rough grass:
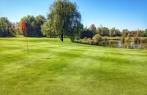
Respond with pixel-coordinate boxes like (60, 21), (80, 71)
(0, 38), (147, 95)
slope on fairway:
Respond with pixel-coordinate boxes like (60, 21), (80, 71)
(0, 38), (147, 95)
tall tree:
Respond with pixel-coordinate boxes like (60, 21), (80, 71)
(0, 17), (15, 37)
(20, 15), (35, 37)
(35, 15), (46, 37)
(48, 0), (82, 42)
(89, 24), (96, 35)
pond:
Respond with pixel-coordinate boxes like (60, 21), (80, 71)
(109, 40), (147, 49)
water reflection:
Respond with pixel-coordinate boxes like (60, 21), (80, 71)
(109, 40), (146, 49)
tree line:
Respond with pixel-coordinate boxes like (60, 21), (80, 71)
(81, 24), (147, 38)
(0, 0), (147, 42)
(0, 17), (15, 37)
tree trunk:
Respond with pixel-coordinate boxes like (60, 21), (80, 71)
(61, 33), (64, 42)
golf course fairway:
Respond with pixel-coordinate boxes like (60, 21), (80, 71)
(0, 38), (147, 95)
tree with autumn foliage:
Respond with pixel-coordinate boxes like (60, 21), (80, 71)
(20, 15), (46, 37)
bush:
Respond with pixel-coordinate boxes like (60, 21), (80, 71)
(133, 37), (141, 44)
(80, 38), (93, 45)
(142, 37), (147, 43)
(92, 34), (102, 44)
(80, 30), (94, 39)
(80, 37), (89, 44)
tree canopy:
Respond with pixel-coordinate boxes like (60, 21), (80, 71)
(0, 17), (15, 37)
(46, 0), (82, 42)
(20, 15), (46, 37)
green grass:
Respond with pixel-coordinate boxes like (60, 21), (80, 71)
(0, 38), (147, 95)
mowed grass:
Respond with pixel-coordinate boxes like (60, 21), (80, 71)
(0, 38), (147, 95)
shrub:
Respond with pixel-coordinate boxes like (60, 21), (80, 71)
(80, 37), (89, 44)
(142, 37), (147, 43)
(80, 30), (94, 39)
(133, 37), (141, 44)
(92, 34), (102, 44)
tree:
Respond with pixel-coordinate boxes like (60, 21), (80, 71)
(20, 15), (35, 37)
(89, 24), (96, 35)
(41, 20), (58, 38)
(0, 17), (15, 37)
(20, 15), (45, 37)
(35, 15), (46, 37)
(80, 28), (94, 39)
(97, 26), (109, 36)
(110, 28), (121, 37)
(74, 23), (83, 40)
(48, 0), (82, 42)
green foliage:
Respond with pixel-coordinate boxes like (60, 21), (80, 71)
(95, 27), (121, 37)
(20, 15), (46, 37)
(80, 34), (102, 45)
(80, 28), (94, 39)
(0, 17), (15, 37)
(92, 34), (102, 44)
(47, 0), (82, 41)
(89, 24), (96, 35)
(109, 28), (121, 37)
(35, 15), (46, 36)
(80, 37), (91, 44)
(96, 26), (110, 36)
(41, 20), (58, 38)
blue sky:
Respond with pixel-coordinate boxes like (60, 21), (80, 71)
(0, 0), (147, 30)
